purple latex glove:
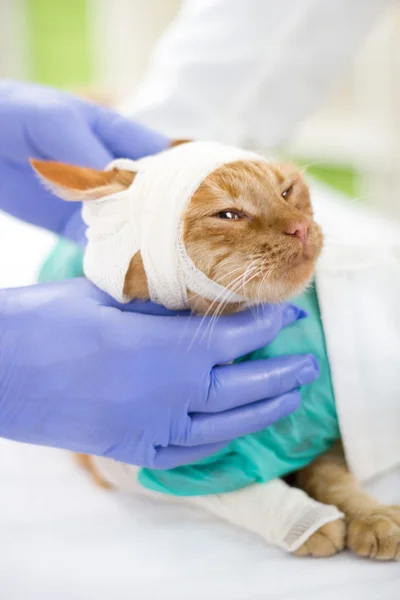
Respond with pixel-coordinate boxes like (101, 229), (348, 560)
(0, 80), (169, 244)
(0, 278), (318, 468)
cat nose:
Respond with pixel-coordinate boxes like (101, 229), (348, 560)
(284, 219), (309, 244)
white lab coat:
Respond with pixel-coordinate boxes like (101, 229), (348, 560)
(125, 0), (394, 147)
(312, 181), (400, 482)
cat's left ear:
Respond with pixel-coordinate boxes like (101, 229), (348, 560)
(30, 158), (135, 201)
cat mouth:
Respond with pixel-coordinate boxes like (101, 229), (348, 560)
(292, 248), (314, 265)
(270, 245), (320, 286)
(292, 245), (320, 269)
(293, 233), (323, 263)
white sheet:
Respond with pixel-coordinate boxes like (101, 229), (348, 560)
(1, 210), (400, 600)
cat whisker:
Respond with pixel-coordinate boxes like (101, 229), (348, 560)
(298, 159), (333, 172)
(186, 264), (250, 306)
(249, 265), (272, 320)
(203, 263), (261, 338)
(190, 261), (260, 349)
(210, 270), (259, 336)
(187, 261), (260, 350)
(205, 263), (263, 348)
(186, 263), (252, 306)
(179, 263), (254, 346)
(256, 263), (273, 308)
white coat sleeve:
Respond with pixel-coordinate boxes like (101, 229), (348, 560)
(124, 0), (393, 148)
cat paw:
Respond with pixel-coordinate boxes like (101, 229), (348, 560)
(294, 519), (346, 558)
(347, 506), (400, 561)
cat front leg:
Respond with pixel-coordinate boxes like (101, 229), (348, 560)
(297, 441), (400, 560)
(189, 478), (343, 555)
(82, 456), (344, 556)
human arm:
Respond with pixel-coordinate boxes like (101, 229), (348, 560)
(126, 0), (389, 147)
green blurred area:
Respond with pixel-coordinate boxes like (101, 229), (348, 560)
(25, 0), (91, 88)
(296, 160), (357, 198)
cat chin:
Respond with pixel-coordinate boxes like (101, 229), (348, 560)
(250, 277), (314, 306)
(241, 260), (316, 305)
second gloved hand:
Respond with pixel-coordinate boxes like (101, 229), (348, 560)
(0, 278), (318, 468)
(0, 80), (169, 243)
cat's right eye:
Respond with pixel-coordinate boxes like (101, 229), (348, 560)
(282, 185), (293, 200)
(215, 211), (243, 220)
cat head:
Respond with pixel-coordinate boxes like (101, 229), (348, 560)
(31, 142), (322, 314)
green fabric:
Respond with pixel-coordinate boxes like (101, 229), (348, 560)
(38, 239), (86, 283)
(140, 286), (339, 495)
(39, 240), (340, 496)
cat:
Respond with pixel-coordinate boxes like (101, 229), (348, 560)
(31, 141), (400, 560)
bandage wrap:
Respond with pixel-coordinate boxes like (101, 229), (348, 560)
(82, 141), (264, 308)
(91, 457), (343, 553)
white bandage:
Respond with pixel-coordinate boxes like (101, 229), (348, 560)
(91, 456), (343, 553)
(190, 479), (343, 553)
(82, 141), (264, 308)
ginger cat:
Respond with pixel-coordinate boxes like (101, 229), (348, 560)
(31, 143), (400, 560)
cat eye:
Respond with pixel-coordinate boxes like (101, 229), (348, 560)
(282, 185), (293, 199)
(215, 211), (243, 220)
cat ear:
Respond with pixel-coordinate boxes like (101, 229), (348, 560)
(30, 158), (136, 201)
(170, 139), (191, 147)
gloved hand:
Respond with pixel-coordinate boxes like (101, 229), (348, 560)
(0, 278), (318, 468)
(0, 80), (168, 244)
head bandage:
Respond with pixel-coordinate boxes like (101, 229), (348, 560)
(82, 141), (266, 308)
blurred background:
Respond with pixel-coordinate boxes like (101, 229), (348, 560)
(2, 0), (400, 211)
(2, 0), (400, 216)
(1, 0), (400, 290)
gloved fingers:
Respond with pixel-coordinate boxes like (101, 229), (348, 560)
(193, 354), (318, 413)
(62, 208), (87, 246)
(85, 281), (190, 316)
(25, 107), (113, 169)
(149, 441), (229, 470)
(117, 300), (190, 317)
(208, 303), (307, 364)
(46, 278), (191, 317)
(91, 106), (170, 160)
(185, 391), (301, 446)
